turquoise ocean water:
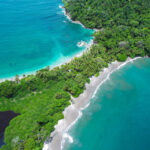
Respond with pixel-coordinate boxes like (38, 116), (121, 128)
(1, 0), (150, 149)
(0, 0), (93, 79)
(64, 58), (150, 150)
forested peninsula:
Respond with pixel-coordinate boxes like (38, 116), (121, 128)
(0, 0), (150, 149)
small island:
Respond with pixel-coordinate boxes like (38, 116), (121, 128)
(0, 0), (150, 150)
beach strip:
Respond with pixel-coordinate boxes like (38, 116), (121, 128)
(43, 57), (140, 150)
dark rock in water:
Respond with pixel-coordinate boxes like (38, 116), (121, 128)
(0, 111), (19, 146)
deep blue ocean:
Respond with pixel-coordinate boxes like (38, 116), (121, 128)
(0, 0), (93, 79)
(64, 58), (150, 150)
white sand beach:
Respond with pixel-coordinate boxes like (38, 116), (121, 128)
(42, 5), (143, 150)
(42, 57), (141, 150)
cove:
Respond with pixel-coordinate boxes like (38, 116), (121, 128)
(64, 58), (150, 150)
(0, 111), (19, 148)
(0, 0), (93, 79)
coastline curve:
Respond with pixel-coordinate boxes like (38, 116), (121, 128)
(42, 57), (141, 150)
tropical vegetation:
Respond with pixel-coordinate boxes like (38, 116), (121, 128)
(0, 0), (150, 149)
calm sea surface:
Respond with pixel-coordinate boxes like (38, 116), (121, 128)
(64, 58), (150, 150)
(1, 0), (150, 149)
(0, 0), (93, 79)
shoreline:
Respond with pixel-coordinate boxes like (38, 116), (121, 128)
(42, 57), (141, 150)
(0, 39), (93, 83)
(0, 6), (94, 83)
(60, 5), (100, 32)
(0, 4), (94, 83)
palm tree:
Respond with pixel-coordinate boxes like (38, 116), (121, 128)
(15, 75), (20, 83)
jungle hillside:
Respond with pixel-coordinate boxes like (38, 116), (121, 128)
(0, 0), (150, 149)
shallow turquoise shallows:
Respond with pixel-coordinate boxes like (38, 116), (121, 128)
(0, 0), (93, 79)
(64, 58), (150, 150)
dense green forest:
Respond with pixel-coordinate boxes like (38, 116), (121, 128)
(0, 0), (150, 149)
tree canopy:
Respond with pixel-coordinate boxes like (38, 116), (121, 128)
(0, 0), (150, 149)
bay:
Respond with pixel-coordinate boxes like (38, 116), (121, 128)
(65, 58), (150, 150)
(0, 0), (93, 79)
